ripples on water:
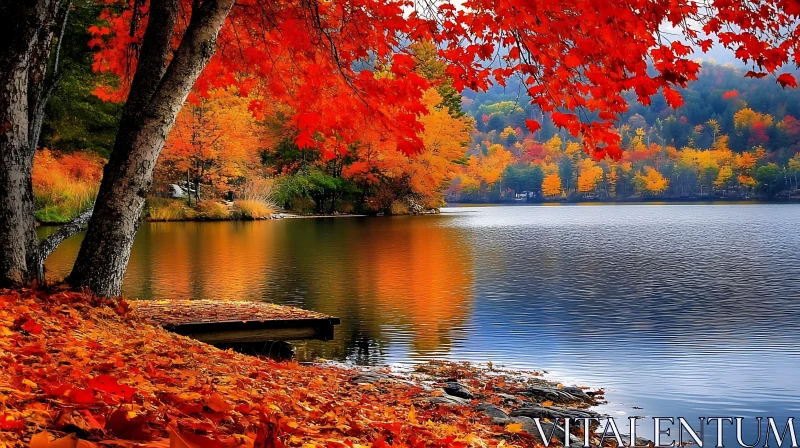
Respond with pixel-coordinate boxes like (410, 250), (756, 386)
(42, 204), (800, 441)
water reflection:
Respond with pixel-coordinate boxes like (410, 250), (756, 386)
(42, 217), (475, 363)
(41, 204), (800, 442)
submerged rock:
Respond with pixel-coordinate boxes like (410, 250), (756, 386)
(351, 371), (393, 384)
(476, 402), (509, 420)
(521, 385), (594, 404)
(443, 380), (474, 399)
(511, 404), (601, 420)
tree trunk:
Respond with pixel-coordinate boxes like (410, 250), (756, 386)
(67, 0), (234, 297)
(0, 0), (62, 286)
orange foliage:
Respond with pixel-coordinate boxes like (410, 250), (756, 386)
(160, 89), (265, 198)
(342, 89), (474, 208)
(722, 90), (739, 99)
(32, 150), (105, 221)
(0, 288), (601, 447)
(542, 173), (562, 197)
(634, 167), (669, 195)
(88, 0), (799, 161)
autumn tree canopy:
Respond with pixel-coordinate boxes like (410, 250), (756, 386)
(90, 0), (800, 159)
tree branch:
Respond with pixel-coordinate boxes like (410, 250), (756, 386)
(38, 206), (93, 262)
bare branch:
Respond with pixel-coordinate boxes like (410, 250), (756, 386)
(38, 206), (93, 262)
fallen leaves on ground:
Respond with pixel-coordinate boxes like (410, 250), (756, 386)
(0, 286), (591, 448)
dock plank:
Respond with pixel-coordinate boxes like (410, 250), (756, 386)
(131, 300), (340, 343)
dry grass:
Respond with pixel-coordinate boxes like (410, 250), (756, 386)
(146, 198), (194, 221)
(390, 200), (410, 215)
(196, 200), (231, 220)
(239, 177), (276, 204)
(32, 149), (103, 223)
(234, 199), (274, 219)
(235, 178), (277, 219)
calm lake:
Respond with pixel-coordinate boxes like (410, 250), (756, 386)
(41, 204), (800, 442)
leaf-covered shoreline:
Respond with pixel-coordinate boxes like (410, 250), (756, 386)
(0, 287), (603, 448)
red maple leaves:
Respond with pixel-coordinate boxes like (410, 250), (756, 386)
(87, 0), (800, 161)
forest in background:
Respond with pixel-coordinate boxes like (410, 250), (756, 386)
(32, 4), (800, 224)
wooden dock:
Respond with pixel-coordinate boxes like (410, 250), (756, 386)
(131, 300), (340, 344)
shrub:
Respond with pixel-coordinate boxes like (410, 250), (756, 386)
(239, 177), (276, 204)
(234, 200), (274, 219)
(32, 149), (104, 223)
(196, 200), (231, 220)
(337, 200), (355, 214)
(289, 197), (316, 214)
(389, 200), (410, 215)
(236, 178), (277, 218)
(146, 198), (193, 221)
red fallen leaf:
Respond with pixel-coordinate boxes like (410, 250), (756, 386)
(169, 426), (219, 448)
(88, 374), (136, 403)
(0, 414), (26, 431)
(19, 342), (47, 356)
(205, 392), (232, 413)
(374, 421), (404, 434)
(176, 419), (217, 433)
(106, 408), (155, 441)
(21, 317), (43, 334)
(79, 410), (106, 432)
(178, 402), (205, 415)
(234, 403), (253, 414)
(68, 387), (99, 405)
(29, 431), (78, 448)
(254, 424), (284, 448)
(40, 380), (71, 397)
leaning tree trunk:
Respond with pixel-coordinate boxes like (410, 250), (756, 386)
(0, 0), (63, 287)
(67, 0), (234, 297)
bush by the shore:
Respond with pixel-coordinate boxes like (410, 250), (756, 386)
(144, 198), (277, 222)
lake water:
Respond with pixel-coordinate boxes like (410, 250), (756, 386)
(42, 204), (800, 443)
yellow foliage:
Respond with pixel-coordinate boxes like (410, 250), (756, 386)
(733, 108), (773, 128)
(564, 142), (582, 160)
(465, 145), (514, 186)
(544, 135), (562, 159)
(234, 200), (274, 219)
(577, 159), (604, 193)
(542, 173), (562, 197)
(634, 167), (668, 195)
(409, 89), (475, 205)
(714, 166), (734, 189)
(607, 165), (619, 197)
(499, 126), (516, 140)
(789, 153), (800, 174)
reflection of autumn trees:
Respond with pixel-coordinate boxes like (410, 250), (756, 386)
(280, 219), (475, 360)
(351, 220), (474, 356)
(125, 222), (279, 300)
(43, 218), (475, 363)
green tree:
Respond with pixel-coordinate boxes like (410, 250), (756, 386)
(41, 1), (122, 155)
(754, 163), (782, 197)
